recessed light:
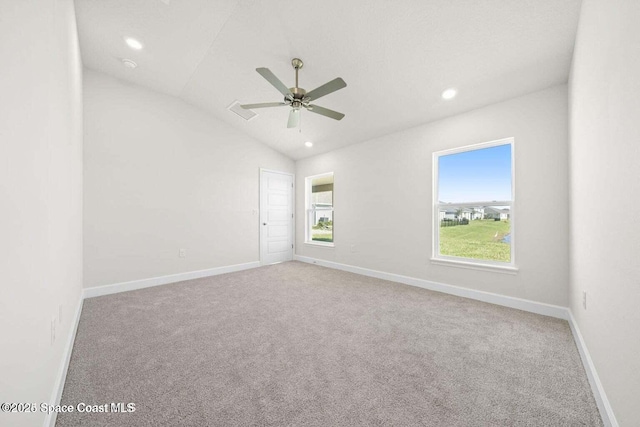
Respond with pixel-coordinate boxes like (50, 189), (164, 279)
(442, 88), (457, 100)
(122, 59), (138, 69)
(305, 141), (313, 148)
(125, 37), (143, 50)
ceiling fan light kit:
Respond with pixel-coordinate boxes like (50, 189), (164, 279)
(241, 58), (346, 128)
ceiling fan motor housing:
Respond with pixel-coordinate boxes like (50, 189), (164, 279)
(289, 87), (307, 98)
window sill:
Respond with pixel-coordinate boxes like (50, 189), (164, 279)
(430, 257), (518, 275)
(305, 241), (335, 248)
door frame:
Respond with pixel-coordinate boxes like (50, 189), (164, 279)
(259, 168), (295, 265)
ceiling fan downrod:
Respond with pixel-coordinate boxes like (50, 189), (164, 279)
(289, 58), (307, 110)
(292, 58), (303, 89)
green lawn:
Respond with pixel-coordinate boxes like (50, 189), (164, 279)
(440, 220), (510, 262)
(312, 229), (333, 243)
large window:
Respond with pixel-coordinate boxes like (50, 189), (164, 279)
(433, 138), (514, 268)
(305, 172), (334, 246)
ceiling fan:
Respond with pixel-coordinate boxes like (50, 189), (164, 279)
(241, 58), (346, 128)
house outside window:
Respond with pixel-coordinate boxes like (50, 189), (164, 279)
(433, 138), (515, 269)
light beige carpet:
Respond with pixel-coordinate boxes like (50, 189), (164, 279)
(57, 261), (602, 426)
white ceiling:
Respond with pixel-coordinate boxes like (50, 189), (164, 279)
(75, 0), (581, 160)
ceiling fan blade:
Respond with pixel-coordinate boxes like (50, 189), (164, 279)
(240, 102), (287, 109)
(306, 105), (345, 121)
(305, 78), (346, 101)
(287, 109), (300, 128)
(256, 68), (291, 97)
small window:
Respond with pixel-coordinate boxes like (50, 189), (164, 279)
(433, 138), (514, 267)
(305, 173), (334, 246)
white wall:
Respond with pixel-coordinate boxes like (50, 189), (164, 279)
(569, 0), (640, 424)
(297, 86), (570, 306)
(0, 1), (83, 426)
(83, 70), (294, 288)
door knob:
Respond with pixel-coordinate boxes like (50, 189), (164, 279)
(263, 223), (267, 226)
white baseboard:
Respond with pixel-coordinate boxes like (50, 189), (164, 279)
(294, 255), (568, 319)
(567, 311), (619, 427)
(45, 295), (84, 427)
(83, 261), (261, 299)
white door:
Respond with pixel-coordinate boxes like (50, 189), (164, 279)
(260, 170), (294, 265)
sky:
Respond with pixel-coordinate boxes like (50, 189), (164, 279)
(438, 143), (512, 203)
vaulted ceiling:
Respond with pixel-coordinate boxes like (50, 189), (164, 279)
(75, 0), (581, 159)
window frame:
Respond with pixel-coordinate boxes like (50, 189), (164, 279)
(305, 172), (335, 247)
(432, 137), (517, 272)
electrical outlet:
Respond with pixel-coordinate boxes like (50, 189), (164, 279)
(51, 318), (56, 345)
(179, 249), (186, 258)
(582, 291), (587, 310)
(350, 244), (357, 253)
